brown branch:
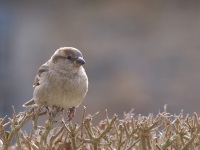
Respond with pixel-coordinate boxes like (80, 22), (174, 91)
(49, 126), (64, 149)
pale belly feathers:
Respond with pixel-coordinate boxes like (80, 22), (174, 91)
(33, 69), (88, 108)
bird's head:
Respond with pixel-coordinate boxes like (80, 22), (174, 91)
(50, 47), (86, 71)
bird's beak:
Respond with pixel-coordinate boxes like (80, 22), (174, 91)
(74, 57), (85, 67)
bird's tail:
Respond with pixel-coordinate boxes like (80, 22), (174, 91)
(22, 98), (36, 107)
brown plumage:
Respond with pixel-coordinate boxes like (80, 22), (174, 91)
(23, 47), (88, 120)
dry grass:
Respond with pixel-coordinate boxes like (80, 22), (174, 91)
(1, 105), (200, 150)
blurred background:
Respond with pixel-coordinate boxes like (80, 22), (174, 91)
(1, 0), (200, 126)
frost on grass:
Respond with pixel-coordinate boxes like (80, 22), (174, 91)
(1, 105), (200, 150)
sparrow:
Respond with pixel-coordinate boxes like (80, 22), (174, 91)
(23, 47), (88, 121)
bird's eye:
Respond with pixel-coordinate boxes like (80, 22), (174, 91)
(67, 56), (72, 60)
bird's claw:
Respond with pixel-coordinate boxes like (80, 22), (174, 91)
(67, 107), (76, 121)
(47, 105), (59, 123)
(48, 109), (57, 122)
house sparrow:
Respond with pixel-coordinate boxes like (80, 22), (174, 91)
(23, 47), (88, 121)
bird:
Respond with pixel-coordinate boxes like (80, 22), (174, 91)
(23, 47), (88, 121)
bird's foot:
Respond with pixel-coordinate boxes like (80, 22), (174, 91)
(47, 105), (59, 123)
(67, 107), (76, 121)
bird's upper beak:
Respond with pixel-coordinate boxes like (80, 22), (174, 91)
(74, 57), (85, 67)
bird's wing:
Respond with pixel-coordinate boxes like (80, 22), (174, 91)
(23, 64), (49, 107)
(33, 64), (49, 87)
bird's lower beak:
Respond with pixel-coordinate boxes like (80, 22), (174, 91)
(74, 57), (85, 67)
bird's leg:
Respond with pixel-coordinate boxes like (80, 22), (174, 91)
(67, 107), (76, 121)
(52, 105), (58, 112)
(48, 105), (58, 122)
(56, 107), (62, 113)
(46, 106), (50, 115)
(43, 101), (48, 112)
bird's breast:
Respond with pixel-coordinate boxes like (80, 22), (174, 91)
(34, 68), (88, 108)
